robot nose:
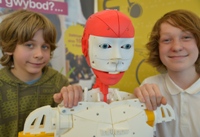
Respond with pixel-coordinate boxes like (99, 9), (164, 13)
(110, 59), (120, 64)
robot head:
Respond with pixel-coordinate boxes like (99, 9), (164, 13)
(82, 9), (135, 86)
(82, 9), (134, 63)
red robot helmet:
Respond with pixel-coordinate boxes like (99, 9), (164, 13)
(81, 9), (135, 64)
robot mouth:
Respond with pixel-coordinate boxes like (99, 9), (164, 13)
(99, 71), (123, 75)
(108, 72), (120, 74)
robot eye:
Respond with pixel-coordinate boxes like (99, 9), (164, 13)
(99, 44), (111, 49)
(121, 44), (131, 49)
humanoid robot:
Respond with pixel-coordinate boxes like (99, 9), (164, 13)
(18, 10), (175, 137)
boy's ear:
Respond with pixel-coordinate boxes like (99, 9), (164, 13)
(5, 52), (13, 55)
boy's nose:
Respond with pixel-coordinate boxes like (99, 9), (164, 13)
(171, 39), (183, 52)
(34, 48), (43, 59)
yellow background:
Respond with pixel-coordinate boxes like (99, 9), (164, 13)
(98, 0), (200, 92)
(64, 24), (84, 55)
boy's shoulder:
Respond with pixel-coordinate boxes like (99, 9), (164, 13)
(0, 67), (12, 78)
(40, 66), (68, 87)
(43, 66), (63, 77)
(143, 73), (166, 83)
(0, 67), (8, 72)
(41, 66), (67, 81)
(0, 67), (18, 85)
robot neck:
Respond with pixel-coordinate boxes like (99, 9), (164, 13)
(92, 69), (124, 102)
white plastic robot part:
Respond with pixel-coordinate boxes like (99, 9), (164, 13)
(21, 88), (175, 137)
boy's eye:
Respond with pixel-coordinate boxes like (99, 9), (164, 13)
(164, 39), (170, 42)
(182, 31), (194, 40)
(99, 44), (111, 49)
(25, 43), (33, 48)
(182, 36), (192, 40)
(121, 44), (131, 49)
(42, 45), (50, 50)
(160, 38), (171, 44)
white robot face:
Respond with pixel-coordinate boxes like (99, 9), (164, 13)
(88, 35), (134, 73)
